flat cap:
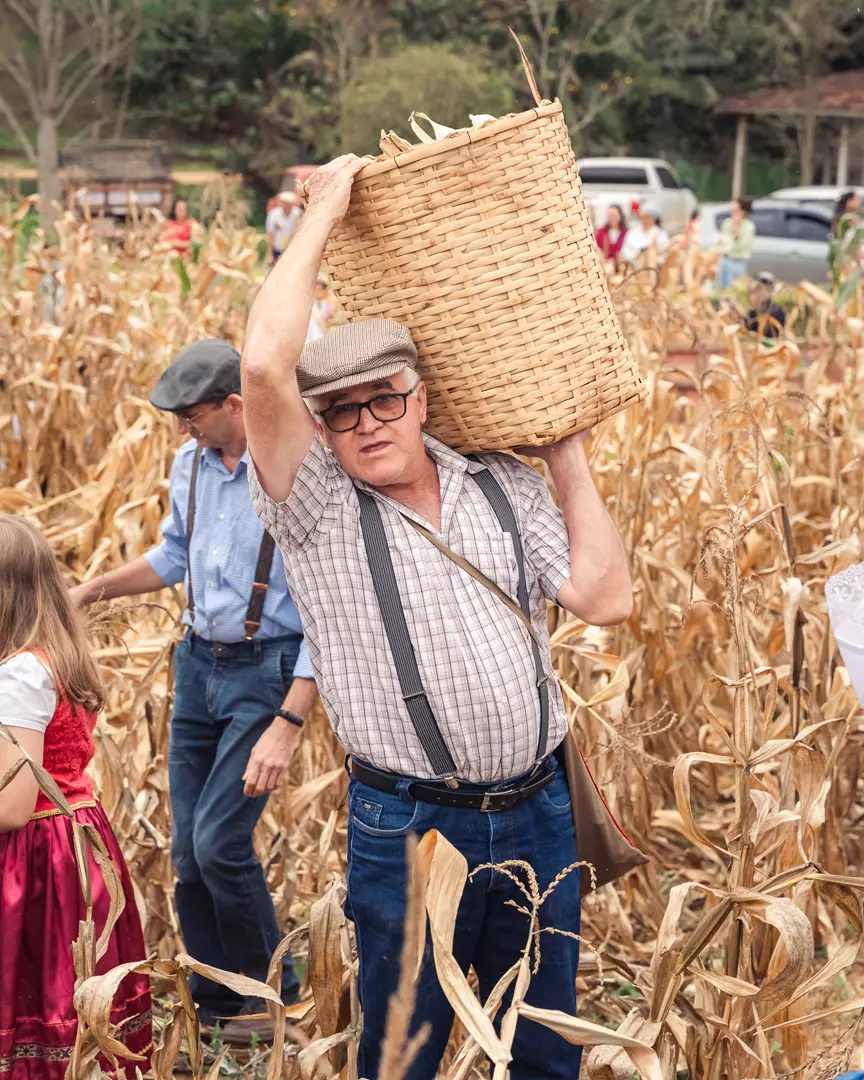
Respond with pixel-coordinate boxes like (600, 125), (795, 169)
(297, 319), (417, 398)
(150, 339), (241, 412)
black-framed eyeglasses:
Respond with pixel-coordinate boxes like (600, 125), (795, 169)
(176, 399), (225, 429)
(319, 389), (416, 433)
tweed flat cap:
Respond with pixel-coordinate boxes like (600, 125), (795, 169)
(150, 339), (241, 412)
(297, 319), (418, 398)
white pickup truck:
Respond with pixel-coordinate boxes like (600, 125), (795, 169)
(576, 157), (698, 236)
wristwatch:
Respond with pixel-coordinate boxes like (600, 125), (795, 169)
(275, 709), (304, 729)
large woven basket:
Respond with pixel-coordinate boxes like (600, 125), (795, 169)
(313, 82), (643, 452)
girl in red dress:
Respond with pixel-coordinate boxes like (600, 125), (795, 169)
(0, 515), (151, 1079)
(161, 198), (193, 258)
(594, 204), (628, 269)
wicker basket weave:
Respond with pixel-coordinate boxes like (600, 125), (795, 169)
(314, 98), (643, 453)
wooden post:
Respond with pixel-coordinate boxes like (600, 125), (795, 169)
(801, 113), (816, 186)
(837, 120), (851, 187)
(732, 114), (748, 199)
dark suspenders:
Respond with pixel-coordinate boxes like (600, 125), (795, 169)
(184, 445), (276, 640)
(185, 446), (203, 621)
(355, 466), (551, 784)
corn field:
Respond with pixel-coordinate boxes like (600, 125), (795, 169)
(4, 188), (864, 1080)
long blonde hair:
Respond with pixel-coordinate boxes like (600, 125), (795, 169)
(0, 515), (103, 712)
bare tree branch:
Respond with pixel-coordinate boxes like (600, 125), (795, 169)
(2, 0), (39, 35)
(0, 39), (40, 118)
(0, 91), (36, 163)
(57, 34), (128, 124)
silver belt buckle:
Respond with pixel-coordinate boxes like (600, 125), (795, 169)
(480, 789), (511, 813)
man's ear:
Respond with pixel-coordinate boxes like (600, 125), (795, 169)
(416, 380), (428, 425)
(313, 416), (330, 446)
(227, 393), (244, 415)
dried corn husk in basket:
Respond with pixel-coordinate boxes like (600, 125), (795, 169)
(303, 35), (643, 453)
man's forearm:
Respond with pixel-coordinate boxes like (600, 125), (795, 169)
(548, 441), (632, 625)
(73, 556), (168, 605)
(280, 676), (318, 719)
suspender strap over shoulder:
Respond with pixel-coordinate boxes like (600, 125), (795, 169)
(185, 446), (203, 620)
(468, 466), (550, 765)
(244, 530), (276, 639)
(184, 444), (275, 640)
(354, 488), (459, 787)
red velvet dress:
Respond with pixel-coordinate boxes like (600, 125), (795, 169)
(0, 668), (152, 1079)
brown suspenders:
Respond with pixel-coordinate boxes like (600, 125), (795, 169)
(184, 445), (276, 640)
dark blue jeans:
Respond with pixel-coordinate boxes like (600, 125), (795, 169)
(346, 760), (582, 1080)
(169, 632), (301, 1018)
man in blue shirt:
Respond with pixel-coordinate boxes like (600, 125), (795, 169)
(71, 339), (317, 1041)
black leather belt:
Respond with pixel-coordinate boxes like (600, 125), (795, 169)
(349, 757), (556, 813)
(187, 632), (299, 659)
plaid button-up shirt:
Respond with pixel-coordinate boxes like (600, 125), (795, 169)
(249, 434), (571, 782)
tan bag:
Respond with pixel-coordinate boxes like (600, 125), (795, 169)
(404, 516), (649, 896)
(559, 730), (648, 894)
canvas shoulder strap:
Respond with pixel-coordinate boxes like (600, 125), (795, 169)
(354, 488), (458, 787)
(185, 446), (203, 620)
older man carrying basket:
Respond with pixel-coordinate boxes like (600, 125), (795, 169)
(241, 155), (635, 1080)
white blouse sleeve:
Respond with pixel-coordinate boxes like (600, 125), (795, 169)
(827, 563), (864, 705)
(0, 653), (57, 733)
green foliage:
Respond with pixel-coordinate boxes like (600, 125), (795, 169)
(339, 45), (514, 155)
(173, 256), (192, 296)
(828, 216), (864, 308)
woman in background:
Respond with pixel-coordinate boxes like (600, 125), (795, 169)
(0, 515), (151, 1079)
(595, 204), (628, 270)
(831, 190), (861, 238)
(715, 197), (755, 289)
(161, 198), (194, 257)
(620, 204), (669, 265)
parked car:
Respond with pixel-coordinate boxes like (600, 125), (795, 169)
(699, 200), (831, 283)
(576, 157), (698, 236)
(768, 185), (864, 213)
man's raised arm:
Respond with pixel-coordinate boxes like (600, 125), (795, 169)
(241, 154), (366, 502)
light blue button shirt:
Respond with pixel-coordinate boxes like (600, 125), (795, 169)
(144, 439), (313, 676)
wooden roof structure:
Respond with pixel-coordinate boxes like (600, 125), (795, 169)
(59, 140), (171, 184)
(716, 71), (864, 195)
(717, 71), (864, 120)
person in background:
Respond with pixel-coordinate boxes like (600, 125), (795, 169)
(620, 204), (669, 265)
(266, 191), (303, 263)
(0, 516), (151, 1079)
(70, 341), (317, 1044)
(831, 190), (863, 275)
(241, 153), (634, 1080)
(310, 273), (335, 334)
(744, 271), (785, 338)
(715, 197), (755, 289)
(162, 198), (194, 257)
(595, 204), (628, 269)
(680, 207), (701, 251)
(831, 190), (861, 238)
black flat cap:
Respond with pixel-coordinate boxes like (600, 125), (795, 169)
(149, 339), (241, 412)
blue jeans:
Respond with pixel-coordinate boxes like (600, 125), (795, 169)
(716, 256), (748, 290)
(169, 632), (302, 1018)
(346, 760), (582, 1080)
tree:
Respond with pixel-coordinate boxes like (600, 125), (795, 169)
(0, 0), (138, 214)
(339, 44), (514, 156)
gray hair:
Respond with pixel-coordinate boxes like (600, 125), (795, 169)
(306, 366), (420, 416)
